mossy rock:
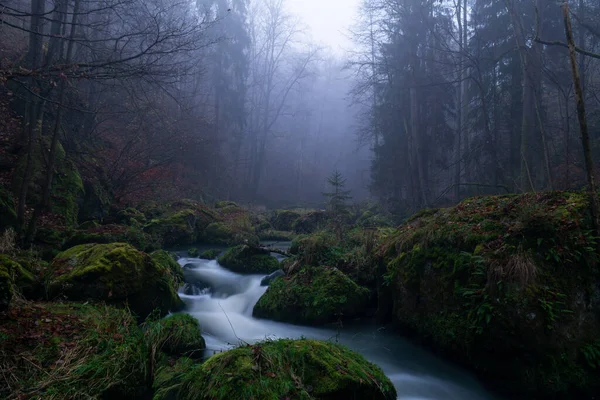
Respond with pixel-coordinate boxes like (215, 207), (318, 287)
(188, 247), (199, 257)
(0, 185), (17, 231)
(49, 243), (183, 319)
(151, 250), (184, 287)
(0, 302), (149, 398)
(145, 314), (205, 358)
(253, 266), (370, 325)
(218, 245), (280, 274)
(199, 248), (221, 260)
(382, 191), (600, 397)
(0, 254), (39, 300)
(293, 211), (328, 234)
(289, 231), (339, 266)
(203, 222), (259, 246)
(117, 207), (147, 226)
(152, 338), (397, 400)
(145, 209), (198, 247)
(271, 210), (302, 231)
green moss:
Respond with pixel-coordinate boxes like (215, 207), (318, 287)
(188, 247), (199, 257)
(293, 211), (328, 234)
(271, 210), (302, 231)
(0, 266), (12, 311)
(151, 250), (184, 287)
(49, 243), (183, 319)
(145, 209), (198, 247)
(144, 314), (205, 359)
(214, 200), (239, 209)
(199, 248), (221, 260)
(253, 266), (370, 325)
(0, 254), (39, 300)
(152, 338), (396, 400)
(381, 191), (600, 397)
(117, 207), (147, 226)
(0, 302), (150, 399)
(218, 245), (280, 274)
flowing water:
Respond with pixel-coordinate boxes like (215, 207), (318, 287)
(176, 254), (498, 400)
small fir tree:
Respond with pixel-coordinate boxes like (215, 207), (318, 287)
(323, 170), (352, 239)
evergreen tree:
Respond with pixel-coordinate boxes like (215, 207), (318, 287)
(323, 170), (352, 240)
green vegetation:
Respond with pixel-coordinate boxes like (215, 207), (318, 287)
(253, 266), (370, 325)
(153, 339), (397, 400)
(271, 210), (302, 231)
(143, 313), (205, 359)
(199, 248), (222, 259)
(0, 186), (17, 231)
(0, 302), (150, 399)
(188, 247), (199, 257)
(218, 245), (280, 274)
(49, 243), (183, 319)
(380, 191), (600, 397)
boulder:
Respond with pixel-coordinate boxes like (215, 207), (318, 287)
(152, 339), (397, 400)
(199, 248), (221, 259)
(253, 266), (370, 325)
(0, 255), (39, 306)
(271, 210), (302, 231)
(218, 245), (280, 274)
(49, 243), (183, 318)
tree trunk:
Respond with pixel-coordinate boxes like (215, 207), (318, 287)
(25, 0), (81, 244)
(562, 2), (600, 240)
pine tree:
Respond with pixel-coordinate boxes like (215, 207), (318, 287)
(323, 170), (352, 240)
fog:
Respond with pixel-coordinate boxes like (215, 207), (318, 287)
(2, 0), (600, 216)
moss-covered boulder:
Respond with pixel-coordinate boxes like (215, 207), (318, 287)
(117, 207), (147, 226)
(49, 243), (183, 318)
(202, 206), (259, 246)
(290, 231), (339, 265)
(187, 247), (199, 257)
(64, 224), (154, 252)
(0, 255), (39, 303)
(218, 245), (280, 274)
(153, 339), (397, 400)
(145, 313), (205, 359)
(0, 185), (17, 231)
(0, 302), (150, 399)
(151, 250), (184, 287)
(199, 248), (222, 259)
(253, 266), (370, 325)
(145, 209), (198, 247)
(381, 191), (600, 398)
(272, 210), (302, 231)
(293, 211), (328, 234)
(259, 229), (295, 241)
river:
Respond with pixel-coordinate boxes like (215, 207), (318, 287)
(176, 252), (498, 400)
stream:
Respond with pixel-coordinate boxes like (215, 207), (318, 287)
(175, 250), (498, 400)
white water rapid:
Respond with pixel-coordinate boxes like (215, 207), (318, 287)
(176, 255), (498, 400)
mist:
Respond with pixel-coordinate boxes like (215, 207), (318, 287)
(1, 0), (600, 216)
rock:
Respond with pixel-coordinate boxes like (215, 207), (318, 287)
(271, 210), (302, 231)
(182, 282), (209, 296)
(202, 221), (259, 246)
(253, 266), (370, 325)
(199, 248), (221, 259)
(381, 191), (600, 397)
(218, 245), (280, 274)
(187, 247), (199, 257)
(145, 314), (205, 358)
(49, 243), (183, 319)
(117, 207), (146, 226)
(152, 339), (397, 400)
(260, 269), (285, 286)
(0, 255), (39, 302)
(151, 250), (184, 287)
(293, 211), (328, 234)
(144, 209), (198, 247)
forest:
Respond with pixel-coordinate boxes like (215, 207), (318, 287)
(1, 0), (600, 399)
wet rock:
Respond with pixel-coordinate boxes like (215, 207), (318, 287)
(260, 269), (285, 286)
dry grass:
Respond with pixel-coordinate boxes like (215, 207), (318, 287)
(489, 249), (537, 288)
